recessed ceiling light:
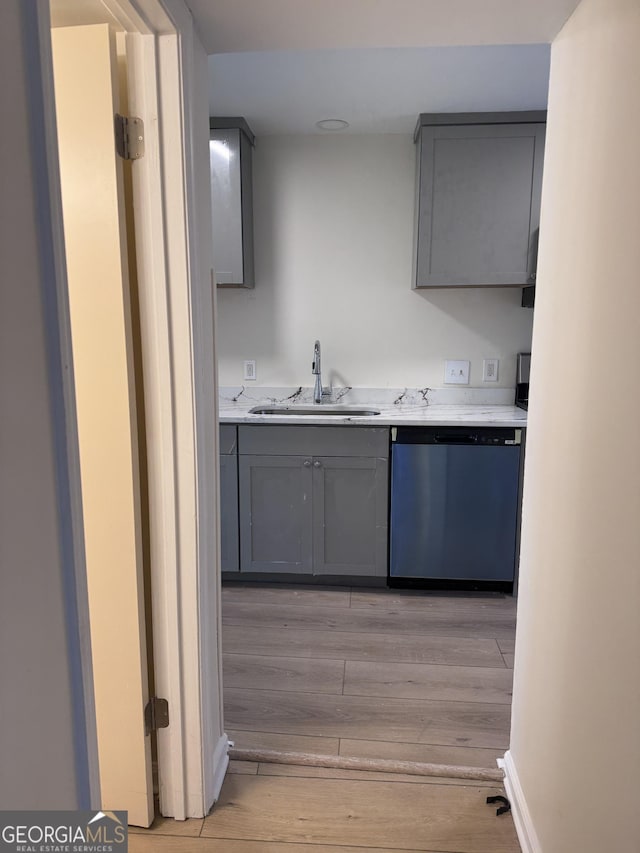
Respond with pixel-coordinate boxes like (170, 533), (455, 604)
(315, 119), (350, 131)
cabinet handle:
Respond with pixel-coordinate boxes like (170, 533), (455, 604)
(313, 460), (322, 468)
(303, 460), (311, 467)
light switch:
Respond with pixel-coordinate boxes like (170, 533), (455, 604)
(243, 360), (256, 380)
(444, 360), (470, 385)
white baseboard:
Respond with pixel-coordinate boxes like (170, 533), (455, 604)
(498, 751), (542, 853)
(208, 733), (229, 809)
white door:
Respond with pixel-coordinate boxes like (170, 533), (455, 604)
(51, 24), (154, 827)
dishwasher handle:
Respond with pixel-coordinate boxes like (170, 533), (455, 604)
(433, 433), (478, 444)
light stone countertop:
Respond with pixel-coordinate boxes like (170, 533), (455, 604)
(218, 386), (527, 428)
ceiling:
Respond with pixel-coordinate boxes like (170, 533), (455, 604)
(208, 44), (550, 136)
(187, 0), (580, 54)
(200, 0), (573, 135)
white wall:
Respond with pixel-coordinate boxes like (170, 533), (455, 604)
(509, 0), (640, 851)
(216, 134), (534, 389)
(0, 0), (95, 809)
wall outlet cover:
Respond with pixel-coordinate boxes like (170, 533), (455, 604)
(243, 360), (257, 381)
(444, 360), (470, 385)
(483, 358), (499, 382)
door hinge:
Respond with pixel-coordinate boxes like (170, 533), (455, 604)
(144, 697), (169, 735)
(114, 113), (145, 161)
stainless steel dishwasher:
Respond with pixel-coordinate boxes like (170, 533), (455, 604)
(389, 426), (522, 591)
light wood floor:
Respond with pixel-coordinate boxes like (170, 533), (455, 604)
(130, 585), (519, 852)
(223, 583), (516, 768)
(130, 761), (521, 852)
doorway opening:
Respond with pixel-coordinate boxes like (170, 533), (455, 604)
(208, 46), (524, 779)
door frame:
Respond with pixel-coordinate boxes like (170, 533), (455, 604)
(40, 0), (225, 820)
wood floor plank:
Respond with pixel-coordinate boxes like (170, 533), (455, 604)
(129, 836), (454, 853)
(339, 738), (504, 769)
(223, 583), (351, 608)
(224, 653), (345, 694)
(497, 638), (516, 654)
(350, 589), (517, 614)
(222, 625), (506, 668)
(502, 654), (515, 668)
(223, 601), (516, 642)
(226, 728), (340, 756)
(256, 762), (498, 787)
(129, 817), (203, 837)
(201, 774), (520, 851)
(343, 660), (513, 704)
(228, 759), (259, 774)
(225, 688), (511, 749)
(339, 738), (505, 770)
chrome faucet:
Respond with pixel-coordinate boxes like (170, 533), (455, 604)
(312, 340), (323, 403)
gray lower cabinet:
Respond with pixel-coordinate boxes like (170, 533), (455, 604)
(237, 426), (389, 578)
(414, 112), (546, 288)
(239, 455), (313, 574)
(219, 425), (239, 572)
(312, 456), (388, 577)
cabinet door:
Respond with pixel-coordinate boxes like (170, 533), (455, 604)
(209, 124), (254, 288)
(239, 455), (313, 573)
(220, 453), (239, 572)
(415, 123), (545, 287)
(312, 457), (388, 577)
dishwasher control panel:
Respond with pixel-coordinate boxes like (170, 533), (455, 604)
(392, 426), (521, 446)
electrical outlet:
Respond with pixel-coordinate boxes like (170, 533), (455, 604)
(483, 358), (499, 382)
(243, 360), (256, 381)
(444, 360), (470, 385)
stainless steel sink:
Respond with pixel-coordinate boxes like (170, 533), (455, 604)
(248, 405), (381, 417)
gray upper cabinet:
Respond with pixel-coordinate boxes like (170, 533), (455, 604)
(414, 112), (546, 288)
(219, 425), (239, 572)
(209, 117), (255, 288)
(237, 426), (389, 578)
